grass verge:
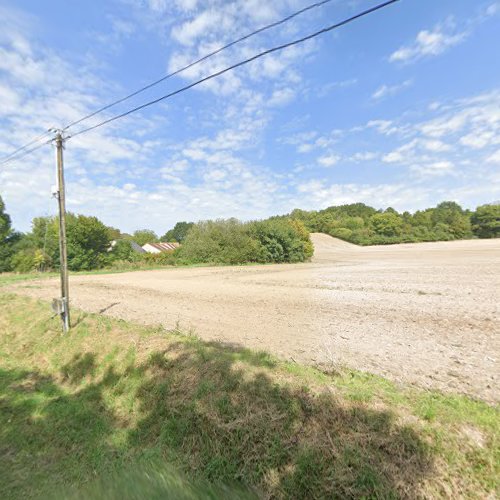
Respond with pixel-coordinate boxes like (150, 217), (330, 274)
(0, 293), (498, 499)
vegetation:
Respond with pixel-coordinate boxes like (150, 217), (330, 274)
(470, 203), (500, 238)
(0, 195), (498, 274)
(161, 221), (195, 243)
(0, 293), (497, 499)
(288, 201), (500, 245)
(178, 218), (313, 265)
(0, 195), (314, 272)
(131, 229), (159, 246)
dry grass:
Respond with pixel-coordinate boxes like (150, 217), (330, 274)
(0, 293), (498, 499)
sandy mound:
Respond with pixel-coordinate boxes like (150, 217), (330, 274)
(310, 233), (359, 262)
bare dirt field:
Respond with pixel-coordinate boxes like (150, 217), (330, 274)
(9, 234), (499, 402)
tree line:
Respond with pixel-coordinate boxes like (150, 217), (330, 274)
(0, 196), (312, 272)
(0, 195), (498, 273)
(287, 201), (499, 245)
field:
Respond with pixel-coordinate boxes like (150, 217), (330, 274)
(0, 293), (498, 498)
(8, 234), (499, 403)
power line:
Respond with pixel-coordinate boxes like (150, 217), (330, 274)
(69, 0), (399, 139)
(0, 129), (53, 165)
(0, 139), (52, 167)
(63, 0), (335, 131)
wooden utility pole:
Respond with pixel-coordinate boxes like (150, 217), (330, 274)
(55, 132), (70, 332)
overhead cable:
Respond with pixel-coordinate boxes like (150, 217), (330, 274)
(70, 0), (400, 139)
(63, 0), (335, 131)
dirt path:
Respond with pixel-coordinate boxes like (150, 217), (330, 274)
(9, 235), (500, 402)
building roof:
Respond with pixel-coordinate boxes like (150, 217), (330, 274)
(143, 242), (180, 252)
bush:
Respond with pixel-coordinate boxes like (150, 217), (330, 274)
(178, 219), (261, 265)
(251, 218), (312, 263)
(178, 218), (313, 265)
(11, 249), (52, 273)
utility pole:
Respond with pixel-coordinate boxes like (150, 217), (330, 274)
(55, 131), (70, 332)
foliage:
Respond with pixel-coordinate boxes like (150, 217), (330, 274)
(109, 239), (140, 262)
(178, 218), (313, 265)
(251, 218), (313, 263)
(471, 204), (500, 238)
(0, 195), (12, 242)
(162, 221), (195, 243)
(10, 248), (52, 273)
(290, 201), (481, 246)
(0, 196), (16, 272)
(132, 229), (159, 246)
(65, 214), (111, 271)
(3, 213), (111, 272)
(1, 199), (498, 274)
(178, 219), (262, 265)
(370, 212), (403, 237)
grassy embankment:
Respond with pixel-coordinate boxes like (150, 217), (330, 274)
(0, 291), (498, 499)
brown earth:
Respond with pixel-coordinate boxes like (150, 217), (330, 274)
(9, 234), (500, 402)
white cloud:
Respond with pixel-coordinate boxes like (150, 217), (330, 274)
(410, 161), (454, 178)
(318, 154), (340, 168)
(351, 152), (378, 162)
(486, 150), (500, 164)
(372, 80), (412, 100)
(268, 87), (295, 107)
(390, 25), (466, 63)
(390, 5), (500, 64)
(171, 10), (221, 46)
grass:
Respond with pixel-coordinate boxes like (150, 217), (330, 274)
(0, 293), (498, 499)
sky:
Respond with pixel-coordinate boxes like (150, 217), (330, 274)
(0, 0), (499, 234)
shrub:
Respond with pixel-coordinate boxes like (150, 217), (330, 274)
(251, 218), (313, 263)
(178, 219), (261, 265)
(178, 218), (313, 265)
(11, 249), (52, 273)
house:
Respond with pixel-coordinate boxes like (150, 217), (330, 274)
(142, 242), (180, 254)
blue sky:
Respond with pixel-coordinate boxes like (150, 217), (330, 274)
(0, 0), (499, 234)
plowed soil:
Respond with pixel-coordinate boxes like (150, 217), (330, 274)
(10, 235), (499, 402)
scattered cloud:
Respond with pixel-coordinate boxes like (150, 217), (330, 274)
(390, 23), (466, 63)
(372, 79), (412, 100)
(410, 160), (455, 178)
(318, 154), (340, 168)
(487, 149), (500, 164)
(390, 4), (499, 63)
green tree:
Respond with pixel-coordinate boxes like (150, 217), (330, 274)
(110, 239), (140, 262)
(162, 222), (194, 243)
(471, 204), (500, 238)
(0, 196), (18, 272)
(107, 226), (122, 241)
(431, 201), (471, 238)
(0, 195), (12, 242)
(370, 213), (403, 237)
(133, 230), (158, 246)
(65, 214), (111, 271)
(31, 216), (59, 263)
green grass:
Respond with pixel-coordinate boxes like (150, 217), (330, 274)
(0, 293), (498, 499)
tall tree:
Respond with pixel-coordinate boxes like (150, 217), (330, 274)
(0, 195), (12, 243)
(132, 229), (159, 246)
(162, 222), (194, 243)
(471, 204), (500, 238)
